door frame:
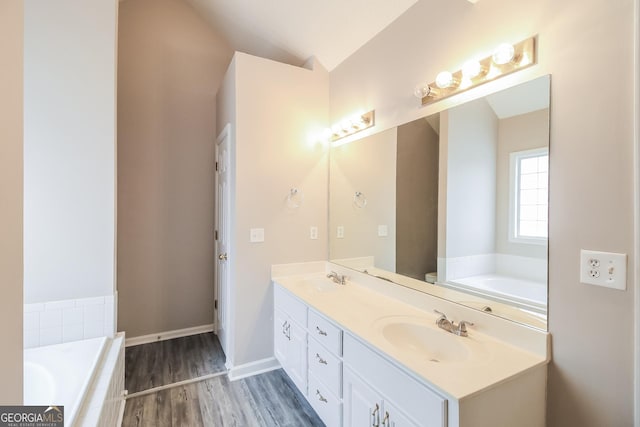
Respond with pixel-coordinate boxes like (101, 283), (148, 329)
(215, 123), (234, 367)
(634, 0), (639, 424)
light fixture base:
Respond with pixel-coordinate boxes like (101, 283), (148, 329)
(421, 36), (537, 106)
(330, 110), (376, 143)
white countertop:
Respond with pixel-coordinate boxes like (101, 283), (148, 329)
(273, 271), (549, 401)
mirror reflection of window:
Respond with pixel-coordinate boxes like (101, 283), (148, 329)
(510, 148), (549, 243)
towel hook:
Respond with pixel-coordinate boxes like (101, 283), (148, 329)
(353, 191), (367, 208)
(287, 187), (303, 209)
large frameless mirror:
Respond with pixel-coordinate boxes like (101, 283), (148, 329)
(329, 75), (550, 330)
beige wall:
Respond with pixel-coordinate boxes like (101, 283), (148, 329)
(495, 109), (549, 259)
(396, 119), (439, 280)
(330, 0), (636, 425)
(24, 0), (118, 303)
(217, 52), (329, 366)
(117, 0), (233, 337)
(330, 128), (397, 271)
(0, 0), (24, 404)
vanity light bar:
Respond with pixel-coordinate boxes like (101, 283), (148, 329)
(417, 36), (537, 106)
(327, 110), (376, 143)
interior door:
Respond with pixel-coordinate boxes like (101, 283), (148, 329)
(215, 124), (231, 361)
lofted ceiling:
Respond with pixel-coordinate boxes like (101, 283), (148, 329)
(182, 0), (419, 70)
(485, 77), (550, 119)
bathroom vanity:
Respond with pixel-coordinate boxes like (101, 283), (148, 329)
(272, 263), (549, 427)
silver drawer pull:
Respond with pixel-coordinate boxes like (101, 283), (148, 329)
(315, 353), (328, 365)
(371, 403), (380, 427)
(316, 389), (328, 403)
(382, 411), (389, 426)
(316, 326), (327, 336)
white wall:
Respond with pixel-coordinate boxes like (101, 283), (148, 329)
(0, 0), (24, 404)
(330, 0), (636, 425)
(24, 0), (118, 304)
(217, 53), (330, 367)
(330, 128), (397, 271)
(444, 98), (498, 258)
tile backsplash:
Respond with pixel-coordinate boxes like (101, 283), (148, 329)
(24, 294), (116, 349)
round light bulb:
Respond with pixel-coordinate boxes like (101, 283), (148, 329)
(341, 120), (352, 133)
(353, 115), (366, 129)
(462, 60), (483, 79)
(492, 43), (515, 65)
(435, 71), (456, 89)
(331, 124), (342, 135)
(322, 128), (333, 141)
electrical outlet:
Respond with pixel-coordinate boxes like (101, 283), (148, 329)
(378, 225), (388, 237)
(580, 249), (627, 290)
(336, 226), (344, 239)
(310, 226), (318, 240)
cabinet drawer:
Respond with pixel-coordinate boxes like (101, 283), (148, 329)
(308, 337), (342, 397)
(308, 309), (342, 355)
(308, 372), (342, 427)
(274, 284), (307, 327)
(343, 333), (446, 427)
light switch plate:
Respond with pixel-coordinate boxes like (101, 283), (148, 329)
(336, 226), (344, 239)
(378, 225), (388, 237)
(250, 228), (265, 243)
(310, 226), (318, 240)
(580, 249), (627, 290)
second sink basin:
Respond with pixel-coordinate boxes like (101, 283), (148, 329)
(373, 316), (488, 364)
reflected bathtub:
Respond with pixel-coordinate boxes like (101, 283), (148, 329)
(446, 274), (547, 314)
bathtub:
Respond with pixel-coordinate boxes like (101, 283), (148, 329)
(24, 336), (125, 427)
(445, 274), (547, 313)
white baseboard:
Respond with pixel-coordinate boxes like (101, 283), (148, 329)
(116, 397), (126, 427)
(226, 357), (280, 381)
(125, 324), (214, 347)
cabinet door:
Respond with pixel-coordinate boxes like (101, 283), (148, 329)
(344, 368), (381, 427)
(287, 319), (307, 395)
(382, 400), (421, 427)
(274, 309), (289, 367)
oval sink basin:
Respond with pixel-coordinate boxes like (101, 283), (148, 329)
(373, 316), (472, 363)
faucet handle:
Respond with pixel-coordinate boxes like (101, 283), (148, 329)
(433, 309), (447, 319)
(457, 320), (474, 336)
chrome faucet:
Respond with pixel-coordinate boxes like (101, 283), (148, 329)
(326, 271), (346, 285)
(434, 310), (474, 337)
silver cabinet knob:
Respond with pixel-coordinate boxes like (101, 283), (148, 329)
(218, 253), (228, 261)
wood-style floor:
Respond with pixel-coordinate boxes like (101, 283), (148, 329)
(125, 333), (227, 394)
(122, 333), (324, 427)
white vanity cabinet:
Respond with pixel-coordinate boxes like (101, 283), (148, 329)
(344, 367), (420, 427)
(274, 286), (308, 395)
(273, 271), (548, 427)
(343, 333), (446, 427)
(307, 310), (344, 426)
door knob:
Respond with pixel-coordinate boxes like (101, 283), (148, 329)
(218, 253), (228, 261)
